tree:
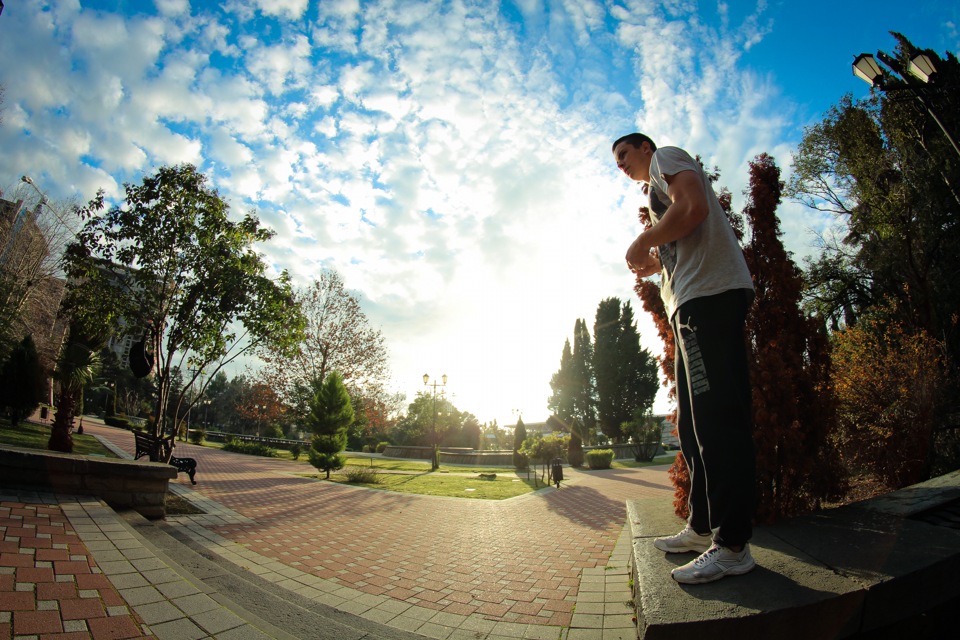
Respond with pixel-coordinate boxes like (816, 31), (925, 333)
(64, 164), (305, 440)
(92, 347), (154, 418)
(305, 371), (354, 479)
(258, 269), (389, 408)
(570, 319), (596, 438)
(235, 382), (284, 438)
(742, 154), (845, 521)
(593, 298), (659, 441)
(547, 339), (575, 424)
(0, 335), (45, 425)
(48, 255), (121, 452)
(548, 320), (597, 445)
(519, 433), (569, 486)
(0, 184), (75, 370)
(347, 387), (403, 450)
(513, 417), (527, 469)
(831, 303), (948, 488)
(787, 33), (960, 417)
(622, 410), (662, 462)
(49, 334), (100, 451)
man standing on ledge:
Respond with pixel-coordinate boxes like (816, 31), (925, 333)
(612, 133), (756, 584)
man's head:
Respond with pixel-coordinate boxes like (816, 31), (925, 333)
(612, 133), (657, 183)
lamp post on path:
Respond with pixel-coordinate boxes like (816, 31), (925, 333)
(423, 373), (447, 471)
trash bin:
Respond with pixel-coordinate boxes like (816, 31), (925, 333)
(551, 458), (564, 488)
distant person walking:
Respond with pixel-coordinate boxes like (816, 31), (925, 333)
(612, 133), (756, 584)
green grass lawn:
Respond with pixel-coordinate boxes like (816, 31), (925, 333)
(0, 419), (117, 457)
(315, 467), (542, 499)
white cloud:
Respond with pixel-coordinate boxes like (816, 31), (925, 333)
(155, 0), (190, 17)
(0, 0), (856, 423)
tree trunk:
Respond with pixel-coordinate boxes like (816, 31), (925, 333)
(48, 389), (76, 453)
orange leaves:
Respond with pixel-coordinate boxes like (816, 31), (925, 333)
(831, 310), (945, 488)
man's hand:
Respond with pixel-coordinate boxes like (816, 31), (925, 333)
(626, 235), (660, 277)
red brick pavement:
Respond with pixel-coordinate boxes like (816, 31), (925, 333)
(0, 501), (154, 640)
(89, 423), (674, 627)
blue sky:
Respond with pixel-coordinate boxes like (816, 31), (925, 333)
(1, 0), (957, 426)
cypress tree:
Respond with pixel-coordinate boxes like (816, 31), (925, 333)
(0, 335), (46, 426)
(570, 319), (596, 441)
(743, 153), (844, 521)
(513, 417), (527, 469)
(594, 299), (659, 441)
(305, 371), (354, 479)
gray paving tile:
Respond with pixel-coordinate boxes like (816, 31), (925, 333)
(191, 607), (247, 634)
(150, 616), (207, 640)
(135, 599), (187, 625)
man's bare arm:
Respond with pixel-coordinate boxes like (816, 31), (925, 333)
(625, 170), (709, 269)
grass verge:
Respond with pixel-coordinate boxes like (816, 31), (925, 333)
(308, 468), (541, 499)
(0, 419), (117, 457)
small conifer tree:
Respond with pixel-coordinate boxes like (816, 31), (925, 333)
(304, 371), (354, 479)
(513, 417), (527, 469)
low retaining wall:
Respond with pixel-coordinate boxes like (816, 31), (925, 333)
(0, 445), (176, 519)
(381, 446), (516, 466)
(441, 451), (514, 466)
(381, 445), (645, 465)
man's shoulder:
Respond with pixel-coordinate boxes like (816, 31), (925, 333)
(652, 146), (697, 167)
(650, 146), (700, 187)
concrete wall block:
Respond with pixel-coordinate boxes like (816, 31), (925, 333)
(0, 444), (173, 520)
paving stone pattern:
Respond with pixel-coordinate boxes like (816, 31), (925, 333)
(6, 421), (675, 639)
(0, 499), (154, 640)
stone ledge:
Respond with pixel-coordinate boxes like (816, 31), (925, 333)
(0, 444), (175, 519)
(627, 470), (960, 639)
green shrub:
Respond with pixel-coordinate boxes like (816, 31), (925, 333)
(362, 444), (372, 453)
(223, 439), (276, 457)
(290, 442), (303, 461)
(104, 415), (131, 429)
(342, 465), (381, 484)
(189, 429), (204, 445)
(376, 441), (390, 453)
(514, 452), (529, 471)
(586, 449), (614, 470)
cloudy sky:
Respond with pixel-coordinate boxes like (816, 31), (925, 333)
(1, 0), (956, 426)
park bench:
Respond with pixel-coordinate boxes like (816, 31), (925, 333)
(133, 430), (198, 485)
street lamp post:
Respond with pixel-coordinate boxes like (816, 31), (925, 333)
(423, 373), (447, 471)
(852, 50), (960, 160)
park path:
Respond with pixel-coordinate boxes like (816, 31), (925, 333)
(89, 423), (674, 628)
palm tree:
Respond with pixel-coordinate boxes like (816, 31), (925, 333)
(48, 340), (99, 452)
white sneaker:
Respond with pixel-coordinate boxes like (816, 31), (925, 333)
(671, 543), (756, 584)
(653, 525), (713, 553)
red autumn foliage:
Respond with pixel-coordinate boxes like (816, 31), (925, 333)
(831, 308), (945, 489)
(633, 201), (688, 517)
(742, 154), (845, 521)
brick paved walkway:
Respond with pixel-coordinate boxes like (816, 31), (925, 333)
(1, 499), (154, 640)
(5, 420), (676, 639)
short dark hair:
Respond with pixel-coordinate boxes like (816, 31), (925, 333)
(612, 133), (657, 152)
